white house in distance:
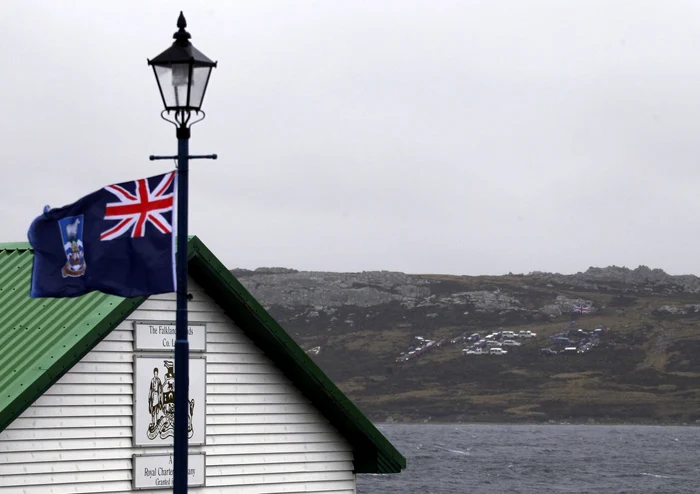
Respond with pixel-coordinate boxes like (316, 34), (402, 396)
(0, 236), (405, 493)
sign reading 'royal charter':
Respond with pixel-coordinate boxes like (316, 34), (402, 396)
(134, 321), (207, 352)
(133, 355), (206, 447)
(133, 453), (205, 490)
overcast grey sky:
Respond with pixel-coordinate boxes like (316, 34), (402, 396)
(3, 1), (700, 276)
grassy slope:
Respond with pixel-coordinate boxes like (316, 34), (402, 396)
(287, 275), (700, 424)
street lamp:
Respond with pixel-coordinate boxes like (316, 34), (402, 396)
(149, 12), (217, 130)
(148, 12), (217, 494)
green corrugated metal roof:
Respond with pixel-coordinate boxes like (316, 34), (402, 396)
(0, 243), (144, 431)
(0, 237), (406, 474)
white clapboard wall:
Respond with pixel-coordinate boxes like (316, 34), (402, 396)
(0, 278), (356, 494)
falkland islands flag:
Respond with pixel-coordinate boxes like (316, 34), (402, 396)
(28, 171), (176, 298)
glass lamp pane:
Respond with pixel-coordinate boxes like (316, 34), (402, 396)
(154, 64), (191, 109)
(172, 63), (190, 88)
(188, 66), (213, 109)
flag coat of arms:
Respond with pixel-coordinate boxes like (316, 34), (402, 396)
(28, 171), (177, 298)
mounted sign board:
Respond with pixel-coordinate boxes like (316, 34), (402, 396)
(133, 452), (205, 490)
(134, 321), (207, 352)
(133, 355), (206, 446)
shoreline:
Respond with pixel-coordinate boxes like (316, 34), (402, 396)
(374, 420), (700, 427)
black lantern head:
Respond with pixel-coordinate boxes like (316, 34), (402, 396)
(148, 12), (217, 114)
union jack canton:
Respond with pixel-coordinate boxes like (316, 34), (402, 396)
(101, 171), (176, 241)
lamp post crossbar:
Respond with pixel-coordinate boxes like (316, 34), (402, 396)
(150, 154), (218, 161)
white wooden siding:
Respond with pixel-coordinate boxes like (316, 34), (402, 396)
(0, 278), (356, 494)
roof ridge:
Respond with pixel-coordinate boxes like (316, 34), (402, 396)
(0, 236), (200, 252)
(0, 242), (32, 251)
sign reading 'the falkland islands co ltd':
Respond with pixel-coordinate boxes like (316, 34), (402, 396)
(133, 452), (205, 490)
(134, 321), (207, 352)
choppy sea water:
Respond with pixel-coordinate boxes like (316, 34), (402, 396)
(357, 424), (700, 493)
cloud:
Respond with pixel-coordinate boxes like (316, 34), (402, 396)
(3, 0), (700, 275)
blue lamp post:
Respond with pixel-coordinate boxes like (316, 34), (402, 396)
(148, 12), (217, 494)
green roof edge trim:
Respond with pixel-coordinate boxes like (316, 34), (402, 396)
(186, 236), (407, 473)
(0, 242), (32, 252)
(0, 296), (145, 432)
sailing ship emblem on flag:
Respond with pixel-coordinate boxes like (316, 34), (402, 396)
(58, 215), (87, 278)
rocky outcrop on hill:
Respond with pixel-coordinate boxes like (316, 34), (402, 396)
(231, 264), (688, 325)
(540, 295), (595, 317)
(234, 265), (700, 306)
(230, 269), (432, 310)
(232, 268), (536, 329)
(228, 264), (700, 339)
(529, 265), (700, 294)
(653, 304), (700, 316)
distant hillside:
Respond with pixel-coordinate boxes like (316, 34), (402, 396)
(231, 265), (700, 424)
